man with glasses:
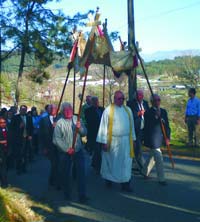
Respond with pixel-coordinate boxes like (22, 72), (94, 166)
(96, 90), (136, 192)
(127, 89), (149, 173)
(142, 94), (170, 186)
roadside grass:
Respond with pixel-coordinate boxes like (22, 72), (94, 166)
(0, 187), (52, 222)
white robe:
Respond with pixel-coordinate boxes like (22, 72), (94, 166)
(96, 105), (136, 183)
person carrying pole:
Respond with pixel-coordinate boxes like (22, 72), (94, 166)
(142, 94), (170, 186)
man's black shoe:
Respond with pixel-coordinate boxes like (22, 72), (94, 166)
(158, 181), (167, 186)
(79, 195), (89, 204)
(105, 180), (112, 189)
(64, 194), (71, 201)
(121, 182), (133, 192)
(121, 186), (133, 192)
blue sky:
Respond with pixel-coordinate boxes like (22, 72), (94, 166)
(47, 0), (200, 53)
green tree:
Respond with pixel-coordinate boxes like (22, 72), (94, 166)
(174, 56), (200, 87)
(1, 0), (93, 105)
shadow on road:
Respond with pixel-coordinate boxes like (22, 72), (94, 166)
(6, 153), (200, 222)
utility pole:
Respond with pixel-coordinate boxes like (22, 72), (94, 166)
(127, 0), (137, 100)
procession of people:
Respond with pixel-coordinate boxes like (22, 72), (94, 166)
(0, 88), (199, 204)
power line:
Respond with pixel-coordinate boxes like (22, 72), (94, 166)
(114, 1), (200, 35)
(137, 0), (200, 22)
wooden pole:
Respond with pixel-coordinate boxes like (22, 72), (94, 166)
(72, 67), (88, 150)
(73, 68), (76, 113)
(133, 43), (175, 169)
(128, 0), (137, 101)
(56, 67), (71, 116)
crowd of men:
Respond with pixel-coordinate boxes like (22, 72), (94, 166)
(0, 87), (199, 203)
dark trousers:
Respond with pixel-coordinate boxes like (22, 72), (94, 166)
(32, 133), (39, 155)
(134, 129), (144, 169)
(48, 145), (59, 187)
(91, 142), (102, 174)
(187, 116), (197, 145)
(0, 152), (7, 187)
(16, 138), (31, 173)
(58, 149), (86, 198)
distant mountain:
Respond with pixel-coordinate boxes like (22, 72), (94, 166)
(141, 49), (200, 62)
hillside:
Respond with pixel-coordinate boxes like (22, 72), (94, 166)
(141, 49), (200, 62)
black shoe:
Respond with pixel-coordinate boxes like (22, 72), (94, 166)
(158, 181), (167, 186)
(16, 170), (22, 175)
(56, 185), (61, 191)
(22, 168), (27, 174)
(64, 194), (71, 201)
(79, 195), (89, 204)
(48, 179), (55, 187)
(105, 180), (112, 189)
(1, 183), (8, 188)
(121, 182), (133, 192)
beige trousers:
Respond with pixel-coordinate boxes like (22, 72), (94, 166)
(142, 148), (165, 182)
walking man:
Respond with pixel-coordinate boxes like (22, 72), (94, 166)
(185, 88), (200, 147)
(85, 96), (104, 174)
(142, 94), (170, 185)
(11, 105), (33, 175)
(53, 102), (88, 203)
(39, 104), (59, 188)
(96, 90), (136, 192)
(127, 89), (149, 171)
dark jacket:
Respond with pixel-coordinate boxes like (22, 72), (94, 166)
(144, 107), (170, 149)
(127, 99), (149, 133)
(10, 114), (33, 145)
(85, 106), (104, 143)
(39, 115), (55, 149)
(0, 128), (8, 159)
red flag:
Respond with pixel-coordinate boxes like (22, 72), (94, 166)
(69, 40), (78, 63)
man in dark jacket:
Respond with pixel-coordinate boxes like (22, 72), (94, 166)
(142, 94), (170, 185)
(127, 89), (149, 171)
(39, 104), (59, 188)
(85, 96), (104, 174)
(11, 105), (33, 175)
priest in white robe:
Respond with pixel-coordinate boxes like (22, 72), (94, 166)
(96, 90), (136, 192)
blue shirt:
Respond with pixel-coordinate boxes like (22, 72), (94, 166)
(185, 97), (200, 117)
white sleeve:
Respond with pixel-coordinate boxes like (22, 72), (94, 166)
(96, 107), (109, 144)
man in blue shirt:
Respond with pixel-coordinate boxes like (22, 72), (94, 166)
(185, 88), (200, 147)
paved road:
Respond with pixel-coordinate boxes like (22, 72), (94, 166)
(8, 153), (200, 222)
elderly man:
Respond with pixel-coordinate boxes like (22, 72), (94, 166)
(127, 89), (149, 172)
(11, 105), (33, 175)
(39, 104), (59, 188)
(96, 90), (136, 192)
(53, 102), (88, 203)
(85, 96), (104, 174)
(80, 95), (92, 125)
(142, 94), (170, 186)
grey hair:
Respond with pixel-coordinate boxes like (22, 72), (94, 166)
(150, 94), (160, 102)
(60, 102), (72, 113)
